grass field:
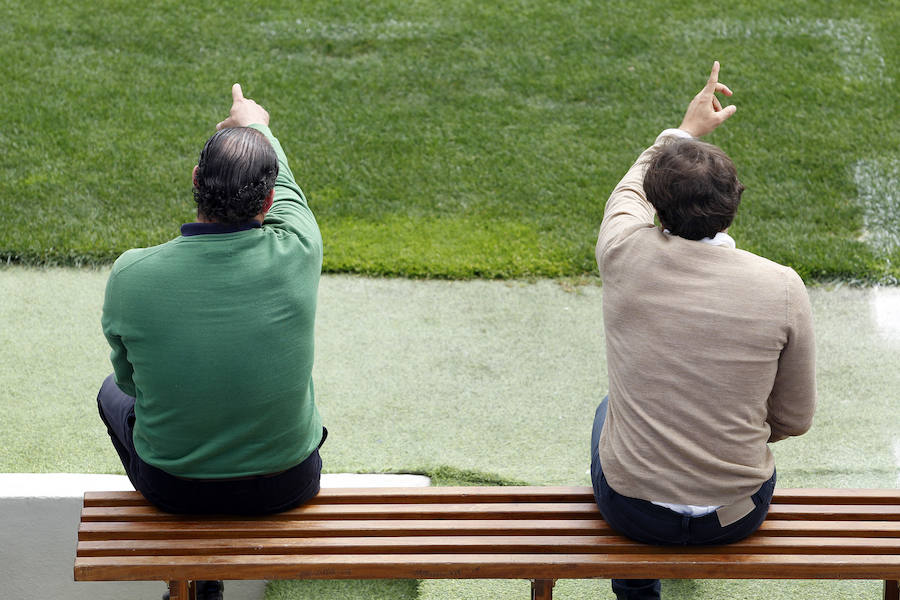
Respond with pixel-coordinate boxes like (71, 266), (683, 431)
(1, 0), (898, 280)
(2, 1), (898, 599)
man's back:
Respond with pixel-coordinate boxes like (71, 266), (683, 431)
(102, 123), (323, 479)
(598, 199), (815, 505)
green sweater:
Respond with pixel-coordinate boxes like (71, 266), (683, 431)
(102, 124), (323, 478)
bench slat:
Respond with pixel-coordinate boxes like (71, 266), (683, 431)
(79, 502), (603, 522)
(76, 534), (900, 557)
(78, 518), (900, 541)
(78, 519), (613, 540)
(74, 552), (900, 582)
(78, 502), (900, 523)
(81, 487), (596, 506)
(82, 487), (900, 507)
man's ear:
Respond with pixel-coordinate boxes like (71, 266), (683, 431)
(261, 188), (275, 215)
(192, 165), (199, 187)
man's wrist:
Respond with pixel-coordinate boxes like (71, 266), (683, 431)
(654, 128), (693, 146)
(664, 128), (694, 139)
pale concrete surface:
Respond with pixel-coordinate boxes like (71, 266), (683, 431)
(0, 473), (429, 600)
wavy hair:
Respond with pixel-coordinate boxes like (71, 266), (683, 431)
(193, 127), (278, 224)
(643, 139), (744, 240)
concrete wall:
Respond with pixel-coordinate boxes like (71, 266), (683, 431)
(0, 473), (428, 600)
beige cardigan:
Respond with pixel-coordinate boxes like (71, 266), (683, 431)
(595, 131), (817, 506)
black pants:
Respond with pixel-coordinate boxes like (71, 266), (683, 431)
(97, 374), (324, 515)
(590, 397), (776, 600)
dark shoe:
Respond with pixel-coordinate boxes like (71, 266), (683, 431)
(161, 580), (224, 600)
(611, 578), (661, 600)
(197, 580), (224, 600)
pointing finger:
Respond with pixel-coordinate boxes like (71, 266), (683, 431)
(705, 61), (721, 93)
(231, 83), (244, 102)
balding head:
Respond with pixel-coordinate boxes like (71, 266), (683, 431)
(193, 127), (278, 224)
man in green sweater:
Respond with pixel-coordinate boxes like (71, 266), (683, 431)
(98, 83), (324, 523)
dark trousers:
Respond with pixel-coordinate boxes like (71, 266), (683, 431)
(97, 374), (324, 515)
(590, 397), (776, 600)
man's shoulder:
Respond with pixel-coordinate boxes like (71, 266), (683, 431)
(731, 247), (803, 284)
(109, 239), (180, 280)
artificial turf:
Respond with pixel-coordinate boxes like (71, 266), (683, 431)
(1, 268), (896, 599)
(1, 0), (898, 280)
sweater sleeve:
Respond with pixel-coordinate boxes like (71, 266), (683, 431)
(766, 268), (817, 442)
(250, 124), (322, 249)
(596, 130), (689, 269)
(101, 266), (136, 397)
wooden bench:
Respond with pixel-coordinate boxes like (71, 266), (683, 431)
(75, 486), (900, 600)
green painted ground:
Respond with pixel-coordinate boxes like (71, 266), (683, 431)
(2, 1), (899, 280)
(1, 267), (896, 599)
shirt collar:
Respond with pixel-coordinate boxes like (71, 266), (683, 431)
(699, 231), (736, 249)
(662, 229), (737, 249)
(180, 221), (262, 237)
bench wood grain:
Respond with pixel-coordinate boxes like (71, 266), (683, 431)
(74, 486), (900, 600)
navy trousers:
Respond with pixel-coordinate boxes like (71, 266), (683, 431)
(97, 374), (324, 515)
(590, 397), (776, 600)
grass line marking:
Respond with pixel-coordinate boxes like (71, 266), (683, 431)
(685, 18), (891, 84)
(854, 159), (900, 258)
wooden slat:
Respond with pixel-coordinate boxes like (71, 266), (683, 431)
(79, 502), (603, 522)
(78, 517), (900, 542)
(771, 489), (900, 505)
(766, 504), (900, 521)
(79, 502), (900, 525)
(82, 487), (597, 507)
(74, 552), (900, 582)
(83, 486), (900, 508)
(76, 534), (900, 557)
(77, 518), (613, 540)
(758, 520), (900, 537)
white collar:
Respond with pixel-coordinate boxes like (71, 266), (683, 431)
(663, 229), (736, 249)
(699, 231), (736, 249)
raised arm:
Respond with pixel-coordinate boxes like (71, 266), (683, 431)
(213, 84), (319, 245)
(597, 61), (737, 263)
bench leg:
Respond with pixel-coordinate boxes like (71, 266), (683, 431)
(531, 579), (555, 600)
(885, 579), (899, 600)
(168, 580), (194, 600)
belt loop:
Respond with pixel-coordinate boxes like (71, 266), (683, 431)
(680, 515), (691, 544)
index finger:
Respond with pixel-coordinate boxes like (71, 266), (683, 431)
(704, 61), (721, 93)
(231, 83), (244, 102)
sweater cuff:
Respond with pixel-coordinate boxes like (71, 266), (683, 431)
(655, 128), (693, 145)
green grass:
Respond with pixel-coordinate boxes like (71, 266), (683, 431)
(1, 0), (898, 280)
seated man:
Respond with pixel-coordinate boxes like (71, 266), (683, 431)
(591, 62), (817, 600)
(97, 85), (326, 599)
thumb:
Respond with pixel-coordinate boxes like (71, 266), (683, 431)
(231, 83), (244, 102)
(718, 104), (737, 122)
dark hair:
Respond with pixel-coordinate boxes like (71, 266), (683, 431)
(193, 127), (278, 224)
(643, 138), (744, 240)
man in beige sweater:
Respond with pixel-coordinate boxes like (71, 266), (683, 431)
(591, 62), (816, 600)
